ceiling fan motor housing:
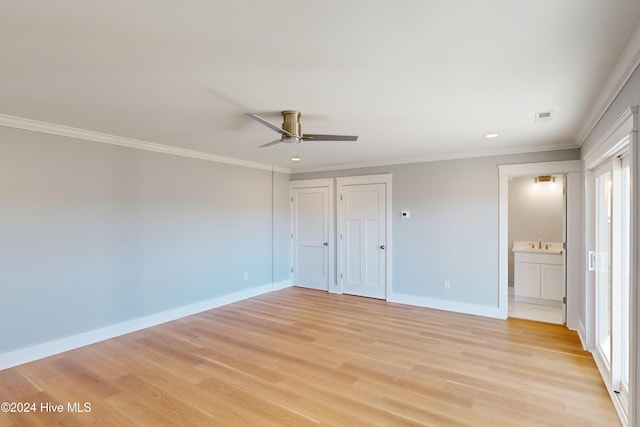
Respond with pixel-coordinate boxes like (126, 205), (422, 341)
(282, 110), (302, 141)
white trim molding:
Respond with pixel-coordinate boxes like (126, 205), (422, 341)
(272, 279), (292, 291)
(290, 178), (335, 189)
(578, 22), (640, 146)
(293, 144), (578, 174)
(583, 107), (638, 170)
(582, 106), (638, 427)
(388, 293), (503, 319)
(0, 113), (291, 174)
(0, 283), (286, 371)
(498, 160), (582, 176)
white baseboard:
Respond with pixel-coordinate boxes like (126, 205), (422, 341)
(388, 292), (506, 319)
(575, 319), (587, 350)
(0, 282), (285, 371)
(272, 279), (292, 291)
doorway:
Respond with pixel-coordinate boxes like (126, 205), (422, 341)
(498, 160), (582, 328)
(508, 174), (565, 324)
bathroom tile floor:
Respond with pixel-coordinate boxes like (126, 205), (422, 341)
(508, 288), (563, 324)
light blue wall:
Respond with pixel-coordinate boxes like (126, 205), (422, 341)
(293, 149), (580, 308)
(0, 126), (289, 353)
(273, 171), (292, 282)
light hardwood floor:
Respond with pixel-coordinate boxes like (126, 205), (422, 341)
(0, 287), (619, 426)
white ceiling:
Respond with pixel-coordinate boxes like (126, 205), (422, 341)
(1, 1), (640, 172)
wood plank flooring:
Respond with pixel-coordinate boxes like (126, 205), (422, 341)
(0, 287), (619, 426)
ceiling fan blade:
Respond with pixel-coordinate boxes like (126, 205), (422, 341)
(302, 134), (358, 141)
(245, 113), (293, 137)
(259, 139), (284, 148)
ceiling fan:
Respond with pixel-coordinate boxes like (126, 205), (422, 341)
(245, 110), (358, 147)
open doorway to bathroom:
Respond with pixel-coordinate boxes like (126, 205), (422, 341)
(498, 160), (581, 329)
(508, 174), (565, 324)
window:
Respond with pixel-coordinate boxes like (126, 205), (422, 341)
(592, 152), (631, 416)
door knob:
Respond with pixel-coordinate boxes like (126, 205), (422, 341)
(379, 244), (385, 249)
(323, 242), (328, 246)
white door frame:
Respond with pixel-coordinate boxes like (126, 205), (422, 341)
(336, 174), (392, 297)
(290, 179), (334, 290)
(583, 106), (637, 427)
(498, 160), (582, 327)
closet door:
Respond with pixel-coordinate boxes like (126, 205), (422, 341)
(337, 174), (391, 300)
(339, 183), (386, 299)
(291, 181), (332, 291)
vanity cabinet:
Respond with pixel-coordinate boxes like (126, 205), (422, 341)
(514, 251), (563, 305)
(540, 263), (563, 300)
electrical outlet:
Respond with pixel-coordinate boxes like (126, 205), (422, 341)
(443, 280), (450, 290)
(243, 272), (249, 281)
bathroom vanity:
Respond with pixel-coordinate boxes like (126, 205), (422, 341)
(512, 241), (563, 306)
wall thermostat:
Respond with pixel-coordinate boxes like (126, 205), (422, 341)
(400, 211), (410, 218)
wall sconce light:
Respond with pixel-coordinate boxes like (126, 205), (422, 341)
(533, 175), (556, 183)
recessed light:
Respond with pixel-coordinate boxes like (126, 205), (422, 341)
(291, 156), (301, 162)
(484, 133), (499, 139)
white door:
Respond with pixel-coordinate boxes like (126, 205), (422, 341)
(291, 186), (330, 290)
(592, 155), (631, 409)
(338, 181), (388, 299)
(594, 162), (613, 365)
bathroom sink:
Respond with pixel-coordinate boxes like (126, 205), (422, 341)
(513, 247), (563, 254)
(512, 241), (563, 254)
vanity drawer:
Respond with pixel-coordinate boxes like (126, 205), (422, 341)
(514, 252), (562, 265)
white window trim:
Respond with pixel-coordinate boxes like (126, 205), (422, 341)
(583, 106), (638, 427)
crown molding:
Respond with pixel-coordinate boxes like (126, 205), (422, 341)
(0, 114), (291, 174)
(290, 142), (578, 174)
(583, 106), (637, 170)
(577, 21), (640, 146)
